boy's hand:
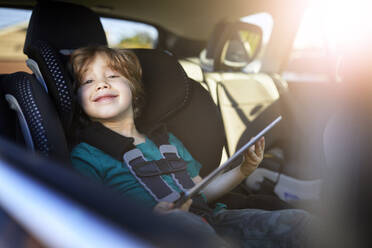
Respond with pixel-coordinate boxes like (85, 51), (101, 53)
(153, 199), (193, 214)
(240, 137), (265, 177)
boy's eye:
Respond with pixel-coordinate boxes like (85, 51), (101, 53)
(108, 75), (119, 79)
(82, 79), (93, 85)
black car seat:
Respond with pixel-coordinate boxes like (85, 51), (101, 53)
(22, 1), (225, 176)
(0, 76), (17, 143)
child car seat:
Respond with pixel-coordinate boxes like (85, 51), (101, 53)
(22, 1), (226, 176)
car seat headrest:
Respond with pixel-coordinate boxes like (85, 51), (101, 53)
(23, 1), (107, 131)
(24, 1), (107, 54)
(131, 49), (191, 131)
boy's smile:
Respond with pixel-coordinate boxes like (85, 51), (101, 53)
(92, 92), (118, 103)
(77, 54), (134, 122)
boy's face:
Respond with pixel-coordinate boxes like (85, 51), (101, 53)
(77, 54), (134, 122)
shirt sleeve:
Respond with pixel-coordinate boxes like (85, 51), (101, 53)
(168, 133), (202, 178)
(70, 143), (104, 182)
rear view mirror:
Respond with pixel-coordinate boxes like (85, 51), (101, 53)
(201, 21), (262, 71)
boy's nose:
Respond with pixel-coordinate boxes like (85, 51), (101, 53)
(96, 81), (109, 91)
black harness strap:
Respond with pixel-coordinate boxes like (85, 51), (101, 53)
(149, 126), (214, 217)
(148, 125), (214, 216)
(78, 122), (213, 215)
(159, 144), (195, 191)
(123, 148), (181, 202)
(123, 143), (197, 203)
(121, 124), (196, 203)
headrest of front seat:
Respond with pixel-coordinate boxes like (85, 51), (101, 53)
(24, 1), (107, 53)
(23, 1), (107, 131)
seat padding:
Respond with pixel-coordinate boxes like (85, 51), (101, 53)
(134, 49), (192, 129)
(0, 72), (69, 162)
(25, 40), (74, 130)
(130, 49), (225, 175)
(166, 81), (225, 177)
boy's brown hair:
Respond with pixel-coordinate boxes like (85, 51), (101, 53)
(70, 46), (145, 118)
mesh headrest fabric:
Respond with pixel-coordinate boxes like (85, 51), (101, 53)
(25, 40), (75, 131)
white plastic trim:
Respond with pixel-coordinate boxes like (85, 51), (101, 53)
(26, 59), (48, 93)
(245, 167), (322, 202)
(5, 94), (35, 150)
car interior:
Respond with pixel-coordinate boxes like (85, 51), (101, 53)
(0, 0), (372, 247)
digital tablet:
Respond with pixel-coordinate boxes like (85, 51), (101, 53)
(174, 116), (282, 208)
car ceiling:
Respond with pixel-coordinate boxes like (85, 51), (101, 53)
(1, 0), (308, 41)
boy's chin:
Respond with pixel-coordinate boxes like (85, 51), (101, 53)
(90, 112), (133, 122)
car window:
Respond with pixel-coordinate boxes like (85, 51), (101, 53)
(0, 7), (159, 74)
(0, 7), (31, 74)
(100, 17), (158, 49)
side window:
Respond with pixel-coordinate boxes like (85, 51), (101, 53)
(0, 8), (32, 74)
(100, 17), (158, 49)
(240, 12), (273, 73)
